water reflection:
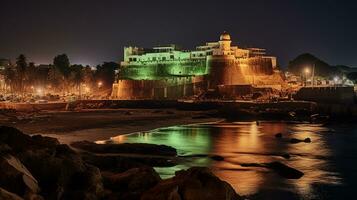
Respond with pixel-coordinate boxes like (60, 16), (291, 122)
(107, 121), (343, 198)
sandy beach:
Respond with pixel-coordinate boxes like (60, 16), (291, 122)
(0, 109), (221, 144)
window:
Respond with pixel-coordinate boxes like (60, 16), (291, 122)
(152, 57), (156, 61)
(170, 55), (174, 59)
(162, 57), (166, 61)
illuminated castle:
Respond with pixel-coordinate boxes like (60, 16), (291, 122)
(112, 32), (284, 99)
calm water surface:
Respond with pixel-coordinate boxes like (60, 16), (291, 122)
(107, 121), (357, 199)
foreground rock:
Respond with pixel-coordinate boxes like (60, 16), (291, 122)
(241, 161), (304, 179)
(71, 140), (177, 156)
(102, 167), (161, 199)
(81, 153), (176, 173)
(290, 137), (312, 144)
(0, 187), (23, 200)
(0, 153), (42, 199)
(141, 167), (242, 200)
(1, 126), (243, 200)
(266, 162), (304, 179)
(0, 126), (104, 199)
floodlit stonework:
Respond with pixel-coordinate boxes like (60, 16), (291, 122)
(112, 32), (284, 99)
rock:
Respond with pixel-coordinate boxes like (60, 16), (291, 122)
(210, 155), (224, 161)
(125, 111), (133, 115)
(0, 187), (24, 200)
(81, 153), (176, 172)
(20, 144), (104, 199)
(0, 126), (34, 152)
(71, 141), (177, 156)
(165, 110), (175, 114)
(266, 161), (304, 179)
(275, 133), (283, 138)
(290, 138), (311, 144)
(281, 153), (291, 159)
(31, 135), (60, 148)
(62, 165), (104, 200)
(304, 138), (311, 143)
(0, 126), (104, 199)
(0, 154), (42, 199)
(0, 126), (60, 152)
(102, 167), (161, 199)
(290, 138), (302, 144)
(141, 167), (242, 200)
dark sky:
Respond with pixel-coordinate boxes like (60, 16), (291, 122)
(1, 0), (357, 67)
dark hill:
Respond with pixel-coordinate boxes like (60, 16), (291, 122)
(287, 53), (346, 78)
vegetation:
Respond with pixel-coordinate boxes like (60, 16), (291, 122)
(1, 54), (119, 97)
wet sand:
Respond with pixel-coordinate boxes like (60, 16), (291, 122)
(0, 109), (221, 144)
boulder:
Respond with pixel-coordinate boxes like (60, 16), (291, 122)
(0, 126), (104, 200)
(240, 161), (303, 179)
(81, 153), (175, 172)
(0, 187), (24, 200)
(210, 155), (224, 161)
(0, 154), (42, 199)
(266, 162), (304, 179)
(281, 153), (291, 159)
(304, 138), (311, 143)
(290, 138), (312, 144)
(275, 133), (283, 138)
(102, 167), (161, 200)
(141, 167), (242, 200)
(0, 126), (34, 152)
(290, 138), (301, 144)
(0, 126), (59, 152)
(71, 141), (177, 156)
(20, 144), (104, 199)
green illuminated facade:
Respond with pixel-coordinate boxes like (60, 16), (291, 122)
(119, 45), (208, 80)
(112, 32), (283, 99)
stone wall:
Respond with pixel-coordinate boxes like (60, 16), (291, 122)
(112, 76), (206, 100)
(294, 86), (355, 104)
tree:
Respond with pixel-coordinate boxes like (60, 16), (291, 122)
(69, 64), (84, 95)
(16, 54), (28, 94)
(53, 54), (70, 93)
(53, 54), (70, 76)
(95, 62), (118, 94)
(3, 66), (16, 94)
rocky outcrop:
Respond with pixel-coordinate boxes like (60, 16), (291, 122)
(0, 154), (42, 199)
(241, 161), (304, 179)
(0, 126), (104, 200)
(141, 167), (242, 200)
(102, 167), (161, 199)
(81, 152), (176, 173)
(0, 187), (24, 200)
(290, 137), (311, 144)
(1, 126), (243, 200)
(71, 140), (177, 156)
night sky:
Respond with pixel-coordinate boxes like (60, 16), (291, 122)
(1, 0), (357, 67)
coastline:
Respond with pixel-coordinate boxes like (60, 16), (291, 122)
(0, 108), (222, 144)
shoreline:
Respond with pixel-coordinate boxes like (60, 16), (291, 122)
(0, 108), (222, 144)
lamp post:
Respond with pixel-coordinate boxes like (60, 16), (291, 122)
(304, 68), (310, 86)
(311, 63), (315, 88)
(97, 81), (103, 89)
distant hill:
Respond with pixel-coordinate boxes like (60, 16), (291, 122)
(287, 53), (355, 78)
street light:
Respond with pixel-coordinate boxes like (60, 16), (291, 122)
(303, 68), (310, 86)
(98, 81), (103, 88)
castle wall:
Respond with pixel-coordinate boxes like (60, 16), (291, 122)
(112, 76), (205, 100)
(207, 56), (279, 88)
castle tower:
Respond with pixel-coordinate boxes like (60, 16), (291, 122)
(218, 31), (232, 55)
